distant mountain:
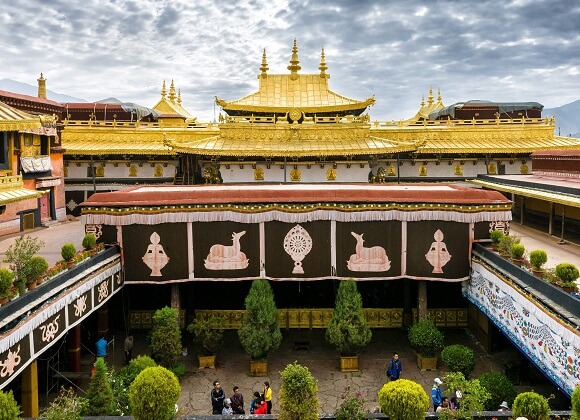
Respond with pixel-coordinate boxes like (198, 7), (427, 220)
(544, 100), (580, 138)
(0, 79), (86, 103)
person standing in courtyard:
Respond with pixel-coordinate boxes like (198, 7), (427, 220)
(124, 332), (133, 365)
(262, 381), (272, 414)
(230, 386), (245, 414)
(431, 377), (443, 411)
(386, 352), (402, 380)
(222, 398), (233, 415)
(95, 335), (107, 360)
(210, 380), (225, 414)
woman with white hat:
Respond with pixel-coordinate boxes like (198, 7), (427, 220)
(222, 398), (233, 415)
(498, 400), (509, 411)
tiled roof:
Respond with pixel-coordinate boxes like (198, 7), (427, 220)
(0, 100), (42, 131)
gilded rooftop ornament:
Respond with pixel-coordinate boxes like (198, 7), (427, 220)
(260, 48), (269, 78)
(319, 47), (328, 79)
(287, 38), (301, 80)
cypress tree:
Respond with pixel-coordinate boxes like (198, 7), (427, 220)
(151, 306), (182, 368)
(85, 357), (115, 416)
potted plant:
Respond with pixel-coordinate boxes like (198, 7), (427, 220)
(61, 243), (77, 269)
(529, 249), (548, 278)
(326, 280), (372, 372)
(408, 319), (444, 370)
(187, 315), (224, 369)
(498, 235), (519, 258)
(26, 256), (49, 289)
(489, 230), (504, 251)
(0, 269), (14, 305)
(3, 235), (44, 296)
(82, 233), (97, 255)
(555, 262), (579, 293)
(238, 279), (282, 376)
(509, 243), (526, 267)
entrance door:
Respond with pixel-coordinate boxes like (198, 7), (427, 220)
(40, 194), (50, 220)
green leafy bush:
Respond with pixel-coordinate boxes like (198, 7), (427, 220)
(0, 389), (20, 420)
(335, 385), (365, 420)
(28, 256), (48, 282)
(151, 306), (182, 368)
(42, 386), (87, 420)
(61, 243), (77, 261)
(112, 356), (158, 415)
(238, 279), (282, 359)
(0, 268), (14, 297)
(82, 233), (97, 250)
(555, 263), (580, 284)
(408, 320), (444, 357)
(168, 362), (185, 378)
(490, 229), (504, 245)
(529, 249), (548, 271)
(326, 280), (372, 355)
(441, 345), (475, 377)
(129, 366), (180, 420)
(510, 243), (525, 260)
(3, 235), (44, 282)
(377, 378), (429, 420)
(512, 391), (550, 420)
(187, 315), (224, 355)
(571, 384), (580, 420)
(278, 362), (318, 420)
(478, 371), (517, 411)
(442, 372), (490, 417)
(499, 235), (520, 256)
(85, 357), (116, 416)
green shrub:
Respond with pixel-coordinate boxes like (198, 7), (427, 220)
(28, 256), (48, 281)
(335, 385), (366, 420)
(490, 229), (504, 245)
(279, 362), (318, 420)
(82, 233), (97, 250)
(129, 366), (180, 420)
(187, 315), (224, 355)
(168, 362), (185, 378)
(151, 307), (182, 368)
(441, 344), (475, 377)
(61, 243), (76, 261)
(529, 249), (548, 270)
(0, 268), (14, 297)
(85, 358), (115, 416)
(326, 280), (372, 355)
(572, 385), (580, 420)
(499, 235), (520, 255)
(442, 372), (490, 417)
(377, 378), (429, 420)
(3, 235), (44, 282)
(512, 391), (550, 420)
(555, 263), (580, 284)
(0, 389), (20, 419)
(113, 356), (158, 415)
(478, 371), (517, 411)
(238, 279), (282, 359)
(510, 243), (525, 260)
(408, 320), (444, 357)
(42, 386), (87, 420)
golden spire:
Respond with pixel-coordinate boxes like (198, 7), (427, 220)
(420, 95), (425, 107)
(437, 88), (442, 103)
(428, 87), (434, 105)
(260, 48), (269, 77)
(177, 89), (182, 105)
(169, 80), (176, 102)
(287, 38), (301, 80)
(161, 80), (167, 99)
(37, 73), (46, 99)
(319, 47), (328, 78)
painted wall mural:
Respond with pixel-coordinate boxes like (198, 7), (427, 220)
(283, 224), (313, 274)
(467, 261), (580, 396)
(347, 232), (391, 272)
(425, 229), (451, 273)
(204, 231), (249, 270)
(142, 232), (170, 276)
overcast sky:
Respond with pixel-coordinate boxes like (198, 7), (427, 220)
(1, 0), (579, 121)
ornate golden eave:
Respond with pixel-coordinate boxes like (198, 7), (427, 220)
(0, 175), (45, 205)
(0, 101), (42, 131)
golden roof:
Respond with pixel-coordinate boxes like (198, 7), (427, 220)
(0, 100), (42, 131)
(404, 88), (445, 124)
(215, 41), (375, 114)
(167, 124), (417, 157)
(63, 139), (175, 155)
(0, 175), (45, 205)
(152, 80), (195, 120)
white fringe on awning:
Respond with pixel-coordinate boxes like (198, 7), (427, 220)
(0, 261), (121, 354)
(83, 209), (512, 226)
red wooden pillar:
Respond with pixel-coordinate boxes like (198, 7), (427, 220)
(67, 325), (81, 386)
(97, 304), (109, 340)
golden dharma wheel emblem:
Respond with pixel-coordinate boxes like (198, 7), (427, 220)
(288, 108), (302, 122)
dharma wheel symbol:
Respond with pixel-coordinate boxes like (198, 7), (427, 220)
(283, 224), (313, 274)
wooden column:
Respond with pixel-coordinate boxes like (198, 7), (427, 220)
(97, 304), (109, 339)
(403, 280), (412, 328)
(171, 284), (181, 325)
(67, 325), (81, 386)
(21, 360), (39, 417)
(417, 281), (428, 321)
(520, 196), (525, 225)
(549, 202), (555, 236)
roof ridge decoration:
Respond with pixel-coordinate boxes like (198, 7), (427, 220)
(319, 47), (329, 79)
(152, 80), (195, 120)
(287, 38), (301, 80)
(260, 48), (269, 78)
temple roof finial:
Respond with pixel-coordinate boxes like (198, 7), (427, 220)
(428, 87), (434, 105)
(319, 47), (328, 78)
(37, 73), (46, 99)
(420, 95), (425, 107)
(287, 38), (301, 80)
(169, 80), (176, 102)
(161, 81), (167, 99)
(260, 48), (269, 78)
(437, 88), (442, 103)
(177, 89), (182, 105)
